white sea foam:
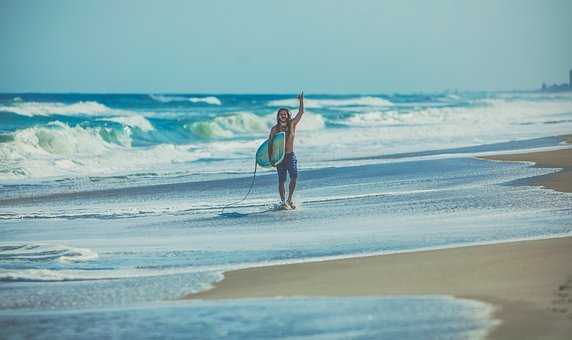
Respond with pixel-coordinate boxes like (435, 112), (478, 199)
(186, 112), (271, 138)
(267, 96), (394, 109)
(342, 98), (572, 127)
(344, 111), (408, 126)
(0, 244), (98, 264)
(149, 94), (222, 105)
(0, 269), (134, 282)
(0, 269), (88, 282)
(0, 267), (224, 283)
(288, 97), (572, 164)
(101, 115), (154, 132)
(0, 101), (112, 117)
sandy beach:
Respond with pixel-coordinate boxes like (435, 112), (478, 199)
(186, 138), (572, 339)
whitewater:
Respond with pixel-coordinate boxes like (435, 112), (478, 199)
(1, 92), (572, 182)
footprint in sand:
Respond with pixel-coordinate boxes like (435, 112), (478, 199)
(551, 277), (572, 318)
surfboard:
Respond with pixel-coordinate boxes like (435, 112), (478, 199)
(256, 132), (286, 168)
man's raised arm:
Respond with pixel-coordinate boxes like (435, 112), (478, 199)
(292, 91), (304, 126)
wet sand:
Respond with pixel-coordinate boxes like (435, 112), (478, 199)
(185, 137), (572, 339)
(481, 135), (572, 193)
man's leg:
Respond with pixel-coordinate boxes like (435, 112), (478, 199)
(278, 180), (286, 202)
(277, 166), (287, 203)
(286, 154), (298, 207)
(287, 176), (297, 203)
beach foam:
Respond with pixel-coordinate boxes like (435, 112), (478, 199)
(0, 269), (90, 282)
(0, 268), (160, 282)
(0, 244), (98, 265)
(0, 266), (223, 283)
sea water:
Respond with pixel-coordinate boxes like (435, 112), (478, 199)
(1, 92), (572, 338)
(0, 297), (497, 340)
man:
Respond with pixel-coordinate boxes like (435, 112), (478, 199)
(268, 92), (304, 209)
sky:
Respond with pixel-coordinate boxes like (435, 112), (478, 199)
(1, 0), (571, 93)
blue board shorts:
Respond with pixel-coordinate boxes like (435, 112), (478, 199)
(277, 152), (298, 182)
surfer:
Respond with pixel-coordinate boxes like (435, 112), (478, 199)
(268, 91), (304, 209)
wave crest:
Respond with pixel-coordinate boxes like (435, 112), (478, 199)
(186, 112), (272, 138)
(0, 121), (212, 180)
(149, 94), (222, 105)
(13, 121), (132, 156)
(0, 101), (111, 117)
(186, 111), (325, 139)
(0, 122), (132, 178)
(101, 115), (154, 132)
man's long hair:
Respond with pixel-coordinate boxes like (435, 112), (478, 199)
(276, 108), (292, 139)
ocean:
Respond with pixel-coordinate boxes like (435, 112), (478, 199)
(1, 92), (572, 339)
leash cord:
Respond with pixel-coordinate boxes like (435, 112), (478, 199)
(221, 159), (258, 214)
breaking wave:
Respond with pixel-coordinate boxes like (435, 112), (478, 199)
(267, 96), (393, 109)
(149, 94), (222, 105)
(341, 99), (572, 126)
(0, 244), (98, 264)
(0, 101), (112, 117)
(100, 115), (154, 132)
(186, 111), (326, 139)
(3, 121), (132, 155)
(0, 122), (208, 179)
(187, 112), (271, 138)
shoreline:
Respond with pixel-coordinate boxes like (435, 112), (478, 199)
(186, 238), (572, 339)
(185, 136), (572, 339)
(479, 135), (572, 193)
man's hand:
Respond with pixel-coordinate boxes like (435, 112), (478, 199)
(292, 91), (305, 126)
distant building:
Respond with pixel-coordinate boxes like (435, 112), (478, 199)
(540, 69), (572, 92)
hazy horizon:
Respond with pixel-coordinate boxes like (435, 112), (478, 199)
(1, 0), (571, 93)
(0, 88), (566, 95)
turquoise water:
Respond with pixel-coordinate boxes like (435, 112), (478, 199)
(1, 92), (572, 338)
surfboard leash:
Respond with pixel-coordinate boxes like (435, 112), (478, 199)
(220, 159), (258, 214)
